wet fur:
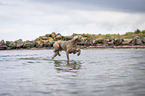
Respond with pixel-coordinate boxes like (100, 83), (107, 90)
(52, 35), (83, 63)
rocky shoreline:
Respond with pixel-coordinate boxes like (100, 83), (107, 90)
(0, 32), (145, 50)
(1, 45), (145, 50)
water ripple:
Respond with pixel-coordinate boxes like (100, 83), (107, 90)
(0, 49), (145, 96)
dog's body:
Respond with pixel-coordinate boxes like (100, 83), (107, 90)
(52, 35), (83, 62)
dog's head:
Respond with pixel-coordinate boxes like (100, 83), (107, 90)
(73, 35), (83, 42)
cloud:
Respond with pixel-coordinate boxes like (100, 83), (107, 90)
(0, 0), (145, 41)
(32, 0), (145, 13)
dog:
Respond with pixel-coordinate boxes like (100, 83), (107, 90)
(52, 35), (83, 63)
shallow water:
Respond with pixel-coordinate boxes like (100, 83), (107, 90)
(0, 49), (145, 96)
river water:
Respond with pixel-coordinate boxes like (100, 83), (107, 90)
(0, 49), (145, 96)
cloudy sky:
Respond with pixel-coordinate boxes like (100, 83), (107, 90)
(0, 0), (145, 41)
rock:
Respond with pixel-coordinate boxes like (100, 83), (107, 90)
(9, 42), (17, 49)
(136, 39), (142, 45)
(44, 42), (53, 48)
(40, 39), (49, 43)
(51, 32), (56, 38)
(6, 41), (11, 46)
(108, 41), (114, 45)
(122, 42), (130, 45)
(85, 42), (92, 46)
(107, 37), (115, 45)
(82, 37), (87, 42)
(114, 38), (124, 46)
(23, 42), (33, 48)
(48, 37), (54, 42)
(122, 39), (132, 45)
(55, 35), (62, 41)
(45, 34), (51, 37)
(0, 40), (5, 45)
(109, 36), (115, 42)
(63, 37), (72, 41)
(140, 36), (145, 43)
(16, 39), (23, 48)
(95, 37), (104, 44)
(41, 36), (48, 40)
(0, 45), (7, 50)
(131, 36), (143, 45)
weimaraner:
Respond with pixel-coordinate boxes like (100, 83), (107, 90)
(52, 35), (83, 63)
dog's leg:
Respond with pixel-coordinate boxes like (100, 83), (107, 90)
(52, 50), (61, 59)
(77, 49), (81, 56)
(58, 51), (61, 56)
(66, 52), (69, 63)
(52, 52), (57, 59)
(73, 49), (81, 56)
(52, 43), (61, 59)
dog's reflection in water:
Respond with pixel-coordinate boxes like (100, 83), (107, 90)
(54, 60), (81, 72)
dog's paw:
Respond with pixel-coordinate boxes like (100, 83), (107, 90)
(77, 53), (80, 56)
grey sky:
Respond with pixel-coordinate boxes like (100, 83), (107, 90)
(0, 0), (145, 41)
(34, 0), (145, 12)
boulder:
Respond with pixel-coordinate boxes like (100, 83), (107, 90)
(23, 42), (33, 48)
(140, 36), (145, 43)
(114, 38), (124, 46)
(0, 40), (5, 45)
(93, 37), (105, 45)
(82, 37), (87, 42)
(131, 36), (143, 45)
(51, 32), (56, 38)
(16, 39), (23, 48)
(0, 45), (7, 50)
(84, 39), (93, 46)
(48, 37), (54, 42)
(41, 36), (48, 40)
(55, 35), (62, 41)
(108, 41), (114, 45)
(109, 36), (115, 42)
(38, 43), (44, 48)
(9, 42), (17, 49)
(40, 39), (49, 43)
(136, 39), (142, 45)
(63, 37), (72, 41)
(44, 42), (53, 48)
(122, 39), (132, 45)
(6, 41), (11, 46)
(45, 34), (52, 37)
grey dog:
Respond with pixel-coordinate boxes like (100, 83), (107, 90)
(52, 35), (83, 63)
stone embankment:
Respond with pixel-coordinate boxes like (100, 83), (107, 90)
(0, 32), (145, 50)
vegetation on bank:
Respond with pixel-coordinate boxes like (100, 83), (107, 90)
(73, 29), (145, 40)
(32, 29), (145, 43)
(1, 29), (145, 43)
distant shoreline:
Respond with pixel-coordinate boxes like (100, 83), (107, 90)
(1, 45), (145, 51)
(83, 45), (145, 49)
(1, 31), (145, 50)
